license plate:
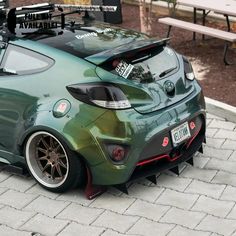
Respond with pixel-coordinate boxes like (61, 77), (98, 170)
(171, 122), (191, 146)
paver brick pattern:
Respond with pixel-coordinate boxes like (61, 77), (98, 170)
(0, 113), (236, 236)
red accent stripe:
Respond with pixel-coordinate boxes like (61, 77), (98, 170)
(186, 125), (202, 149)
(136, 153), (182, 167)
(136, 154), (169, 166)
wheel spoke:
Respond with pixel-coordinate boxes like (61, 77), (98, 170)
(37, 147), (47, 155)
(55, 144), (61, 152)
(51, 165), (56, 179)
(55, 164), (63, 177)
(58, 159), (67, 169)
(58, 154), (66, 159)
(38, 155), (48, 161)
(50, 136), (55, 149)
(41, 137), (50, 149)
(42, 163), (50, 172)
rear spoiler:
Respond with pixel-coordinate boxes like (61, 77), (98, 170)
(86, 38), (170, 65)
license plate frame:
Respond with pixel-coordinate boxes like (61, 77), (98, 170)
(171, 122), (191, 146)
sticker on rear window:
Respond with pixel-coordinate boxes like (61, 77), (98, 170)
(115, 61), (134, 79)
(75, 28), (113, 40)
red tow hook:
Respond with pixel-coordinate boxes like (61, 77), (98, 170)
(85, 167), (107, 200)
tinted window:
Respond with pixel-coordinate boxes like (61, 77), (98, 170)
(1, 45), (54, 75)
(34, 26), (148, 58)
(15, 23), (148, 59)
(101, 46), (178, 83)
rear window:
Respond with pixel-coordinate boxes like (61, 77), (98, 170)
(101, 46), (178, 83)
(37, 26), (148, 58)
(1, 44), (54, 75)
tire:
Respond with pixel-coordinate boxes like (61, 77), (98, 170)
(25, 131), (85, 193)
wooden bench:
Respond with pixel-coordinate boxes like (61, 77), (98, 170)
(158, 17), (236, 65)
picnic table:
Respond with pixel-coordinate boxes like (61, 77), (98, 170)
(158, 0), (236, 65)
(178, 0), (236, 33)
(177, 0), (236, 17)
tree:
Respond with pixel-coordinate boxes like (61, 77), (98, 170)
(167, 0), (177, 17)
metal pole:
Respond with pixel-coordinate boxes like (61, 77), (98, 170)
(193, 7), (196, 40)
(202, 9), (206, 40)
(225, 15), (231, 32)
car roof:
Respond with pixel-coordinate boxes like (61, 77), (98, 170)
(14, 21), (148, 59)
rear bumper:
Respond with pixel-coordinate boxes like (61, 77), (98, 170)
(129, 121), (205, 182)
(85, 87), (206, 185)
(89, 111), (205, 185)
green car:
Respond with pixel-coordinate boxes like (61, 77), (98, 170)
(0, 4), (206, 198)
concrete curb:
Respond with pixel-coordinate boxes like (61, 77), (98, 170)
(206, 97), (236, 122)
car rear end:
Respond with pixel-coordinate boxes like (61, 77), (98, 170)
(25, 23), (206, 186)
(82, 47), (205, 185)
(62, 28), (206, 186)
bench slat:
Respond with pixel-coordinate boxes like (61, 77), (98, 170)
(158, 17), (236, 42)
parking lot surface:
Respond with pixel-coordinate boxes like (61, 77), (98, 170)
(0, 113), (236, 236)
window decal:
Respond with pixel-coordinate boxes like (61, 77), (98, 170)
(75, 28), (113, 40)
(115, 61), (134, 79)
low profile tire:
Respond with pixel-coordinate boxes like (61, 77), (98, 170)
(25, 131), (84, 193)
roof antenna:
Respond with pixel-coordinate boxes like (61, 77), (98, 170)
(61, 13), (65, 29)
(57, 6), (65, 29)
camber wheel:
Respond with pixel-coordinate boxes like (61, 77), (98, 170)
(25, 131), (84, 193)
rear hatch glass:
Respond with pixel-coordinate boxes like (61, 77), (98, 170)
(95, 44), (178, 83)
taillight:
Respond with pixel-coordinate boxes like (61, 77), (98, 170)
(66, 83), (131, 110)
(183, 56), (195, 81)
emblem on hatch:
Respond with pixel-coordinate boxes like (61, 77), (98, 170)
(164, 80), (175, 95)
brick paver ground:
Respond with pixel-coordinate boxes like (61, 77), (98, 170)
(0, 113), (236, 236)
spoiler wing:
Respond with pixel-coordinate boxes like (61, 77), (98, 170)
(86, 38), (170, 65)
